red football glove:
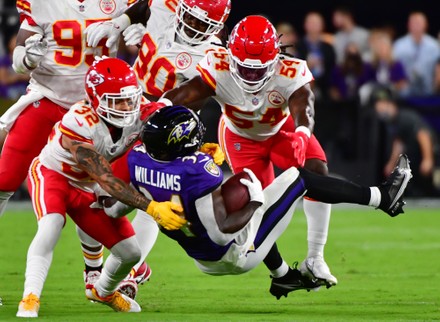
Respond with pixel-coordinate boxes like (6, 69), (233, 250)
(291, 130), (309, 167)
(139, 101), (166, 121)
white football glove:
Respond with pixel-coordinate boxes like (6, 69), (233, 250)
(84, 14), (130, 49)
(239, 168), (264, 204)
(122, 23), (147, 46)
(102, 197), (134, 218)
(89, 184), (111, 209)
(24, 34), (48, 69)
(89, 185), (133, 217)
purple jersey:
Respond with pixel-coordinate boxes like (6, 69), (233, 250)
(127, 144), (230, 261)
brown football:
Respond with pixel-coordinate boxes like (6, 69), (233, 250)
(221, 171), (251, 214)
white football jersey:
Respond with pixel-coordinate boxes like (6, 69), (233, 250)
(133, 0), (224, 97)
(39, 100), (144, 191)
(197, 51), (314, 141)
(17, 0), (135, 109)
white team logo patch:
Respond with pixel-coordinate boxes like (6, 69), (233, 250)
(175, 52), (192, 70)
(204, 159), (220, 177)
(86, 70), (105, 89)
(268, 90), (285, 106)
(100, 0), (116, 14)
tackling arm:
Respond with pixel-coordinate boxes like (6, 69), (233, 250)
(286, 83), (316, 167)
(288, 83), (315, 133)
(63, 135), (186, 230)
(68, 139), (151, 210)
(163, 76), (215, 112)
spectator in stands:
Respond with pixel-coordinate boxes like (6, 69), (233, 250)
(0, 33), (30, 100)
(369, 29), (409, 97)
(296, 11), (336, 100)
(393, 11), (440, 97)
(328, 43), (375, 159)
(370, 85), (438, 197)
(329, 43), (375, 102)
(434, 58), (440, 94)
(332, 6), (370, 64)
(275, 21), (298, 57)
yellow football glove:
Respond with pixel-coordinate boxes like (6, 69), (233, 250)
(146, 200), (186, 230)
(200, 143), (225, 165)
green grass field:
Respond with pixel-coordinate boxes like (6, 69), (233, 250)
(0, 204), (439, 321)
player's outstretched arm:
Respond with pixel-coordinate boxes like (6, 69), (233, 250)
(162, 76), (215, 112)
(287, 84), (316, 167)
(66, 138), (186, 230)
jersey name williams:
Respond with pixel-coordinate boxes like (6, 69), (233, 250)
(134, 165), (181, 191)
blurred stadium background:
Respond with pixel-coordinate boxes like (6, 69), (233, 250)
(3, 0), (440, 196)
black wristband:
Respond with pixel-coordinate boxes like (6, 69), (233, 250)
(22, 57), (35, 71)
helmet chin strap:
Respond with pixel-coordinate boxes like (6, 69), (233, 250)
(175, 25), (207, 46)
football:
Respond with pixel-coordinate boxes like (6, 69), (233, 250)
(221, 171), (251, 214)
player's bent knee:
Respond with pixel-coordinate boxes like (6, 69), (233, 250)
(112, 236), (142, 265)
(304, 158), (328, 176)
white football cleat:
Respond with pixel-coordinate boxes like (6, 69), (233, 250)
(17, 293), (40, 318)
(84, 270), (101, 289)
(300, 256), (338, 288)
(86, 287), (141, 313)
(118, 262), (152, 299)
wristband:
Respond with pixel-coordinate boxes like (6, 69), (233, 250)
(12, 46), (32, 73)
(23, 57), (36, 70)
(295, 125), (311, 138)
(157, 97), (173, 107)
(112, 14), (131, 31)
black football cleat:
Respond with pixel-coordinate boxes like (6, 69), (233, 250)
(378, 154), (412, 217)
(269, 262), (321, 300)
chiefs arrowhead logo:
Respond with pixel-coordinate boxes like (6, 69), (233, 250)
(86, 70), (105, 89)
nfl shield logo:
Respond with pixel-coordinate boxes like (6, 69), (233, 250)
(234, 143), (241, 151)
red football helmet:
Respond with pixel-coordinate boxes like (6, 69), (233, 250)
(175, 0), (231, 45)
(228, 16), (280, 93)
(85, 57), (142, 128)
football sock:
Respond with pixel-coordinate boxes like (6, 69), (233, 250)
(85, 264), (102, 273)
(368, 187), (382, 207)
(263, 244), (284, 270)
(23, 214), (64, 298)
(76, 225), (104, 271)
(131, 209), (159, 271)
(95, 236), (140, 297)
(303, 199), (330, 257)
(270, 261), (289, 278)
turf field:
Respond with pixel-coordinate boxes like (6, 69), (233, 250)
(0, 203), (439, 321)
